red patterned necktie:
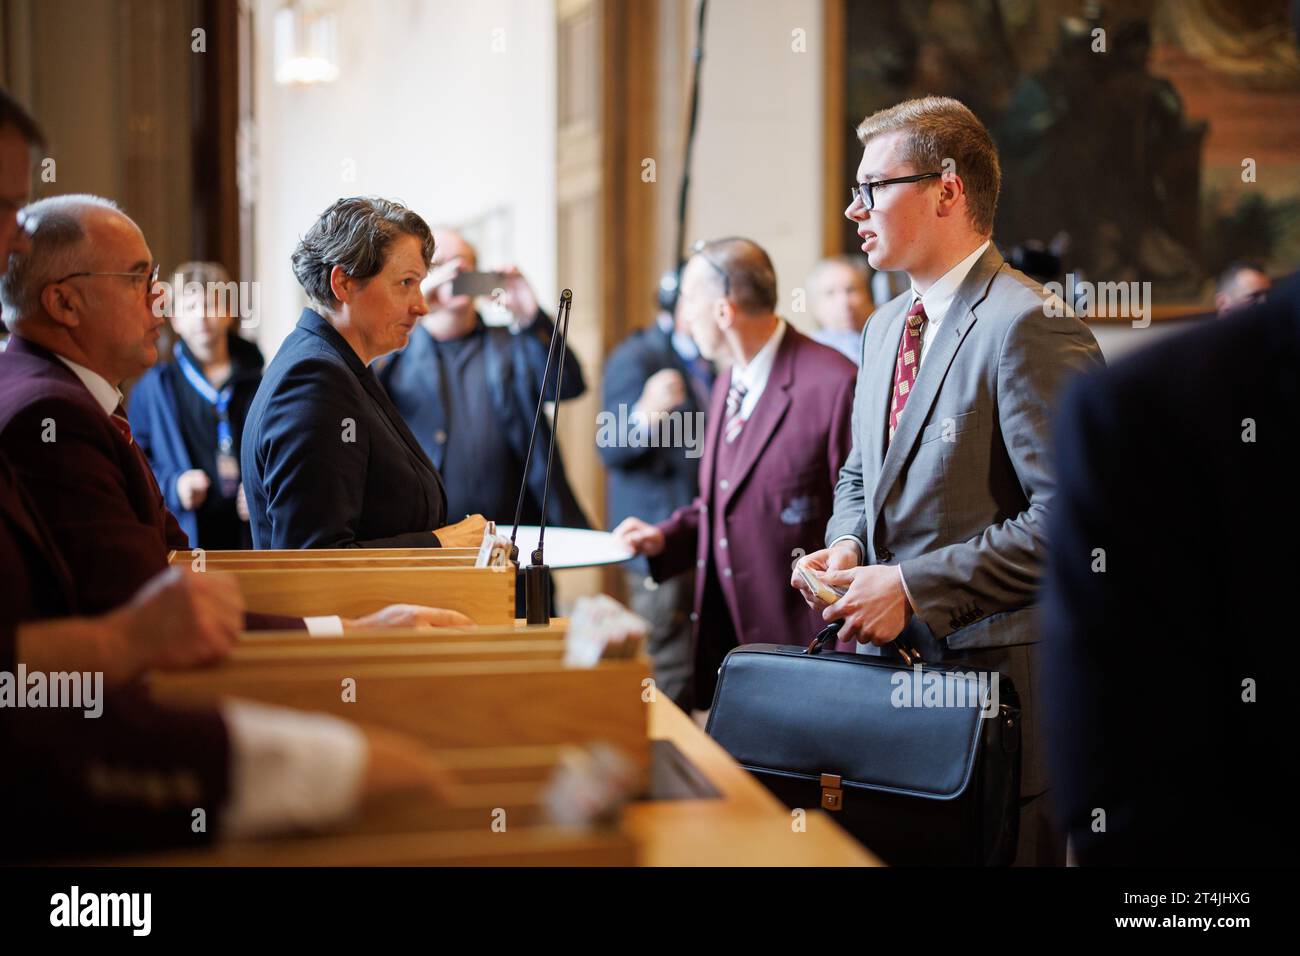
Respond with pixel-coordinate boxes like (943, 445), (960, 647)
(723, 379), (748, 444)
(110, 402), (134, 445)
(887, 299), (928, 445)
(111, 401), (165, 505)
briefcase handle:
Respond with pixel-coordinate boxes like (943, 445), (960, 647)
(805, 620), (924, 665)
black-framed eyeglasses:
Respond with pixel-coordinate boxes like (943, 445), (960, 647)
(53, 263), (162, 299)
(850, 171), (943, 211)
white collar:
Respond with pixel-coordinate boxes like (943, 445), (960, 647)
(732, 317), (785, 394)
(911, 239), (991, 325)
(55, 355), (123, 416)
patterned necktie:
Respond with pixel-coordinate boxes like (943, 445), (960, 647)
(723, 379), (748, 444)
(111, 401), (165, 505)
(887, 299), (928, 445)
(110, 402), (134, 445)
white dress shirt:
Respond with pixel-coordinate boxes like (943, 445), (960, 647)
(730, 318), (786, 420)
(911, 239), (990, 369)
(219, 700), (368, 839)
(55, 355), (123, 415)
(56, 354), (363, 831)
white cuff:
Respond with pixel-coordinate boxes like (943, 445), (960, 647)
(219, 699), (367, 840)
(303, 615), (344, 636)
(897, 565), (918, 613)
(829, 535), (865, 562)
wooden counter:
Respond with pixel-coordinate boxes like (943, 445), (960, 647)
(630, 693), (880, 867)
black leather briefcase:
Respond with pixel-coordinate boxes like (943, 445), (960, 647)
(705, 626), (1022, 866)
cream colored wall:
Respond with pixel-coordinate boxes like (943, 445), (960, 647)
(683, 0), (825, 334)
(250, 0), (557, 357)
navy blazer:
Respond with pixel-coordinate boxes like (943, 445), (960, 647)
(598, 323), (707, 574)
(126, 336), (262, 548)
(1040, 276), (1297, 866)
(378, 311), (590, 530)
(242, 308), (448, 549)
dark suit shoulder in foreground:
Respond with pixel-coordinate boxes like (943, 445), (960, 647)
(1041, 276), (1296, 865)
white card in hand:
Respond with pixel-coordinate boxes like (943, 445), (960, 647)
(565, 594), (649, 667)
(475, 521), (515, 568)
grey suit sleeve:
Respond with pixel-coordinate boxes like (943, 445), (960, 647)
(899, 306), (1104, 640)
(824, 363), (870, 549)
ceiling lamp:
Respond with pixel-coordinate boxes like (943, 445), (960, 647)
(273, 2), (340, 86)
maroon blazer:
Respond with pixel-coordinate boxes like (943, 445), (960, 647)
(649, 325), (857, 683)
(0, 336), (299, 629)
(0, 457), (231, 861)
(0, 456), (77, 669)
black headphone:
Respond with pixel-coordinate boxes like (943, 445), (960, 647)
(656, 266), (681, 314)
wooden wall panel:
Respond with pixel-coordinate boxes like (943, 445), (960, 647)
(555, 0), (659, 606)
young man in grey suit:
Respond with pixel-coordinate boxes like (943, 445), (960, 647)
(792, 96), (1105, 866)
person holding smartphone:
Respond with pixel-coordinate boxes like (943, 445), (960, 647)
(377, 228), (590, 534)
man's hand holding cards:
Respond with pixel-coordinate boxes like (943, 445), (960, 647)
(797, 564), (847, 608)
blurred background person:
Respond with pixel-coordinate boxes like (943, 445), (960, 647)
(128, 261), (263, 549)
(598, 273), (714, 709)
(806, 254), (876, 364)
(378, 227), (589, 533)
(1214, 260), (1271, 315)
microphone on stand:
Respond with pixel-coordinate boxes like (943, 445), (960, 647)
(509, 288), (574, 625)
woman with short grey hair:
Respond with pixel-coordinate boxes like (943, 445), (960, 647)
(241, 196), (485, 551)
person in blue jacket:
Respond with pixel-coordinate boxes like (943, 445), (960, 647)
(128, 261), (263, 549)
(377, 228), (590, 531)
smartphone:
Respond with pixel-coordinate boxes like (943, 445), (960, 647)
(798, 565), (846, 605)
(451, 271), (508, 297)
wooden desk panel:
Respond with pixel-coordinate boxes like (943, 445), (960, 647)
(630, 694), (880, 867)
(228, 566), (516, 624)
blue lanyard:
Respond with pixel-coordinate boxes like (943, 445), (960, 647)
(174, 343), (235, 452)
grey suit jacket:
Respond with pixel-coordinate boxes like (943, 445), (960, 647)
(825, 244), (1104, 653)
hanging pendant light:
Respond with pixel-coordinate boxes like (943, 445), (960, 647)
(273, 1), (340, 86)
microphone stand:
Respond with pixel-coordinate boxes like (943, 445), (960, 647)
(672, 0), (710, 270)
(509, 288), (573, 625)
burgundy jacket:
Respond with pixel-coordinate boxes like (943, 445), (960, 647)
(0, 336), (298, 629)
(649, 325), (857, 691)
(0, 457), (230, 861)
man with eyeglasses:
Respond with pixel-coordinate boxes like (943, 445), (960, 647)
(792, 96), (1104, 866)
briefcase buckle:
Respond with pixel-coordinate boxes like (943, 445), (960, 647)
(820, 773), (843, 812)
